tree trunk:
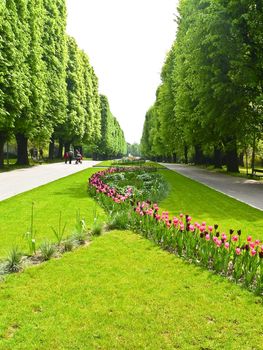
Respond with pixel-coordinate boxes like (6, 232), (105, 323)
(194, 144), (204, 165)
(251, 133), (256, 175)
(49, 134), (55, 160)
(238, 150), (245, 167)
(15, 133), (29, 165)
(225, 141), (239, 172)
(0, 132), (6, 168)
(58, 139), (63, 159)
(214, 147), (222, 168)
(184, 145), (188, 164)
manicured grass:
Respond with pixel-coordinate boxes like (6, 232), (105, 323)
(198, 164), (263, 181)
(0, 168), (106, 257)
(95, 160), (166, 168)
(0, 230), (262, 350)
(159, 169), (263, 239)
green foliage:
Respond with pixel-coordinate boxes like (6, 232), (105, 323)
(39, 241), (55, 261)
(0, 0), (124, 167)
(97, 95), (127, 159)
(141, 0), (263, 170)
(51, 211), (67, 245)
(5, 246), (23, 273)
(72, 210), (87, 244)
(24, 202), (37, 255)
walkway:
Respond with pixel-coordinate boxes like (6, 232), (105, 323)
(162, 163), (263, 211)
(0, 160), (99, 201)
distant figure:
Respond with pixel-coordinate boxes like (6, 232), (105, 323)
(64, 151), (69, 164)
(33, 148), (38, 160)
(75, 150), (82, 164)
(29, 148), (34, 160)
(39, 148), (43, 160)
(68, 150), (74, 164)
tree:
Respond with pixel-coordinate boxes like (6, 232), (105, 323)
(43, 0), (67, 159)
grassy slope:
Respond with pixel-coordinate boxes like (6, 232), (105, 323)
(0, 168), (106, 257)
(0, 231), (262, 350)
(160, 169), (263, 239)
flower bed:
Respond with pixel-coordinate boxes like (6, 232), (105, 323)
(89, 167), (263, 295)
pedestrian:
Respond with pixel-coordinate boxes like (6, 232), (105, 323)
(68, 150), (74, 164)
(64, 151), (69, 164)
(75, 150), (82, 164)
(39, 148), (43, 160)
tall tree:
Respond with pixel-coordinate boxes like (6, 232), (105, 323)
(43, 0), (67, 159)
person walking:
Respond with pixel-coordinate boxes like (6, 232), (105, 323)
(75, 150), (82, 164)
(68, 150), (74, 164)
(64, 151), (69, 164)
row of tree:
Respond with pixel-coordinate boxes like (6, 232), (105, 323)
(141, 0), (263, 171)
(0, 0), (126, 167)
(94, 95), (127, 159)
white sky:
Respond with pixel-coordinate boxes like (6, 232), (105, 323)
(66, 0), (179, 144)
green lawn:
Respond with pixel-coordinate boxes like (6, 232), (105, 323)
(0, 165), (263, 349)
(159, 169), (263, 239)
(0, 168), (106, 257)
(95, 160), (166, 168)
(0, 230), (262, 350)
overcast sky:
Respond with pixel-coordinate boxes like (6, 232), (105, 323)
(66, 0), (179, 144)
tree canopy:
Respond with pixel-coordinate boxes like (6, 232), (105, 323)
(140, 0), (263, 171)
(0, 0), (126, 166)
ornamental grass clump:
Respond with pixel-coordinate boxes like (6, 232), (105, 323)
(5, 247), (23, 273)
(39, 241), (55, 261)
(72, 210), (88, 244)
(88, 167), (263, 295)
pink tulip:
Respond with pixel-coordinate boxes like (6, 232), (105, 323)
(208, 226), (213, 232)
(232, 235), (238, 242)
(205, 234), (210, 241)
(224, 242), (230, 249)
(255, 240), (260, 245)
(247, 236), (252, 242)
(235, 248), (241, 255)
(249, 242), (255, 250)
(216, 240), (222, 248)
(173, 217), (179, 225)
(221, 233), (227, 240)
(251, 249), (257, 257)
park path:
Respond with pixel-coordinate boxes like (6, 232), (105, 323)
(0, 160), (99, 201)
(162, 163), (263, 211)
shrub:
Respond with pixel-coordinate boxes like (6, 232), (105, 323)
(6, 247), (23, 273)
(39, 241), (55, 261)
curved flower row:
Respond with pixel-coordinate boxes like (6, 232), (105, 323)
(89, 167), (133, 203)
(89, 167), (263, 293)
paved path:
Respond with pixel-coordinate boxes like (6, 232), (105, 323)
(162, 163), (263, 211)
(0, 160), (99, 201)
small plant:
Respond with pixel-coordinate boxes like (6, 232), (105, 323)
(108, 211), (128, 230)
(39, 241), (55, 261)
(72, 210), (87, 244)
(63, 237), (75, 252)
(51, 211), (67, 245)
(24, 202), (37, 255)
(91, 220), (104, 236)
(6, 247), (23, 273)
